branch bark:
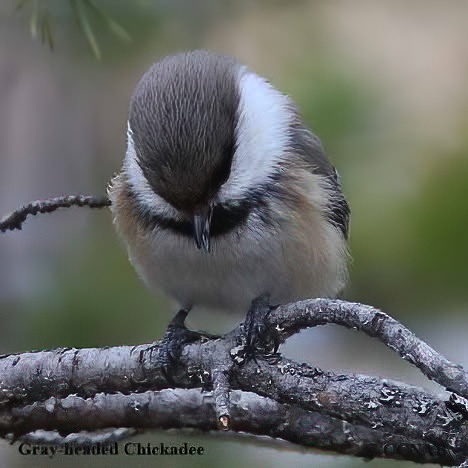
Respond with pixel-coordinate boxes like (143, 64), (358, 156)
(0, 299), (467, 466)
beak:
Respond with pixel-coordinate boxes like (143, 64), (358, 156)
(193, 206), (212, 252)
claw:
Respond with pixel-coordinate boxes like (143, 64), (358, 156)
(240, 294), (280, 363)
(159, 309), (201, 383)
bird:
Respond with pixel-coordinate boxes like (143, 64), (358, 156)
(108, 50), (350, 330)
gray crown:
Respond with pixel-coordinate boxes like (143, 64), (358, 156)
(129, 50), (241, 211)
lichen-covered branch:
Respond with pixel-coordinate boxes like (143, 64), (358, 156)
(0, 389), (464, 465)
(269, 299), (468, 397)
(0, 299), (467, 465)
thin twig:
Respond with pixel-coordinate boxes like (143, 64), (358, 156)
(0, 195), (111, 232)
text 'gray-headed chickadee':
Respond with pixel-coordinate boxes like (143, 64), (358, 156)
(108, 50), (350, 320)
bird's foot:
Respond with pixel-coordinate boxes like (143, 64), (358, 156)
(159, 309), (214, 384)
(231, 294), (281, 365)
(158, 298), (280, 429)
(158, 310), (231, 428)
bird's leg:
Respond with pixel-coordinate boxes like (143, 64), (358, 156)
(239, 294), (281, 363)
(159, 309), (200, 382)
(159, 308), (220, 384)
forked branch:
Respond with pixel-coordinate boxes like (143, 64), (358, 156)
(0, 299), (467, 466)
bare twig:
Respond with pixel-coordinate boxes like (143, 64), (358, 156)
(0, 195), (111, 232)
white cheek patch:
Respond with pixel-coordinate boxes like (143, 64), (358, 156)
(217, 70), (291, 202)
(123, 123), (178, 219)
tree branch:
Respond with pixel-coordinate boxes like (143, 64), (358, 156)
(0, 299), (467, 465)
(1, 389), (464, 465)
(270, 299), (468, 396)
(0, 195), (110, 232)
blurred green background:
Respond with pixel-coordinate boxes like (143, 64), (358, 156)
(0, 0), (467, 467)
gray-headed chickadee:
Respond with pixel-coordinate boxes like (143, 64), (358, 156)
(108, 50), (350, 321)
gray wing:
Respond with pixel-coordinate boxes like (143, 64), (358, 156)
(288, 110), (350, 239)
(326, 167), (350, 239)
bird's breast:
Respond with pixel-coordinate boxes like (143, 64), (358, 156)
(128, 220), (289, 313)
(109, 172), (348, 314)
